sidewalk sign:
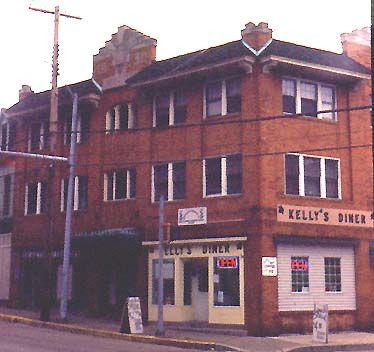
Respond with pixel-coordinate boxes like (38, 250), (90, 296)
(119, 296), (143, 334)
(313, 303), (328, 343)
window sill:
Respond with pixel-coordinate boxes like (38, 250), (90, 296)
(104, 198), (136, 202)
(204, 193), (242, 199)
(281, 194), (341, 201)
(285, 113), (338, 123)
(204, 112), (241, 120)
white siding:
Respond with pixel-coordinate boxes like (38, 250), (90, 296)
(0, 234), (11, 299)
(277, 244), (356, 311)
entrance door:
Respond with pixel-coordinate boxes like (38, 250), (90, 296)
(192, 258), (209, 322)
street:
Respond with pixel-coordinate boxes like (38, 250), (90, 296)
(0, 320), (204, 352)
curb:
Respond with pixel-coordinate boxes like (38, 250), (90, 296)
(288, 344), (374, 352)
(0, 313), (238, 351)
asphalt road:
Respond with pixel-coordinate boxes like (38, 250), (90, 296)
(0, 320), (205, 352)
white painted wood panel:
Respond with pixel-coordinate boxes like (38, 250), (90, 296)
(277, 244), (356, 311)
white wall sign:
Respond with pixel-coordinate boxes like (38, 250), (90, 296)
(313, 304), (328, 343)
(178, 207), (207, 226)
(262, 257), (277, 276)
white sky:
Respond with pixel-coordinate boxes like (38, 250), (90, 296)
(0, 0), (370, 109)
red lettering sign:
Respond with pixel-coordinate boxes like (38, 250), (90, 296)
(291, 259), (308, 271)
(217, 257), (238, 269)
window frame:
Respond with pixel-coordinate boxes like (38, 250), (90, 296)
(105, 102), (136, 134)
(151, 161), (186, 202)
(103, 168), (136, 201)
(282, 77), (337, 121)
(27, 121), (49, 152)
(0, 121), (16, 151)
(25, 181), (47, 215)
(153, 90), (187, 128)
(203, 154), (242, 197)
(64, 114), (90, 145)
(324, 257), (342, 293)
(284, 153), (341, 199)
(60, 175), (88, 212)
(204, 77), (241, 118)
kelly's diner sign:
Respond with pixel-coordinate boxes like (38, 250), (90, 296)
(277, 204), (373, 228)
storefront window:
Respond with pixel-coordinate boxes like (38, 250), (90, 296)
(152, 259), (175, 305)
(183, 261), (192, 306)
(213, 256), (240, 306)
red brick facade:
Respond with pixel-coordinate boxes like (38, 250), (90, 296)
(1, 23), (372, 335)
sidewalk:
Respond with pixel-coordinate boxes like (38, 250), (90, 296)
(1, 306), (374, 351)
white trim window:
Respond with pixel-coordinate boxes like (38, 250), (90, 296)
(152, 161), (186, 202)
(203, 154), (242, 197)
(153, 90), (187, 127)
(204, 78), (241, 118)
(28, 121), (49, 152)
(282, 78), (336, 120)
(105, 102), (137, 133)
(61, 175), (88, 211)
(0, 121), (17, 151)
(104, 168), (136, 201)
(25, 181), (47, 215)
(285, 154), (341, 199)
(64, 114), (90, 144)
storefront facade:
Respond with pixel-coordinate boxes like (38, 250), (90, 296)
(144, 237), (246, 325)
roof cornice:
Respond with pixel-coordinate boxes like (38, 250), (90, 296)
(129, 56), (254, 87)
(260, 55), (370, 80)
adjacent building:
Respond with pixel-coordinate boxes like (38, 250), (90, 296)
(0, 22), (372, 335)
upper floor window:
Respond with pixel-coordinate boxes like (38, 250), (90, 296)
(205, 78), (241, 118)
(282, 78), (336, 120)
(0, 121), (17, 151)
(64, 114), (90, 144)
(285, 154), (340, 199)
(60, 175), (88, 211)
(28, 121), (49, 152)
(153, 90), (187, 127)
(25, 181), (47, 215)
(105, 102), (137, 133)
(152, 161), (186, 202)
(203, 154), (242, 197)
(104, 168), (136, 201)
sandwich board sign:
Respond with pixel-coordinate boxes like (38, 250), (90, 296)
(313, 303), (328, 343)
(119, 296), (143, 334)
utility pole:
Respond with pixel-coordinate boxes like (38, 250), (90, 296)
(156, 195), (165, 336)
(60, 92), (78, 320)
(29, 5), (82, 322)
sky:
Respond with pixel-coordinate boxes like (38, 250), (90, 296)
(0, 0), (370, 109)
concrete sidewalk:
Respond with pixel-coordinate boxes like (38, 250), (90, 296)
(1, 306), (374, 351)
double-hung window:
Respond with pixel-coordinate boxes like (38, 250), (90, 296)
(0, 121), (17, 151)
(105, 102), (137, 133)
(64, 114), (90, 144)
(153, 90), (187, 127)
(152, 161), (186, 202)
(61, 175), (88, 211)
(204, 154), (242, 197)
(285, 154), (340, 198)
(28, 121), (49, 152)
(205, 78), (241, 118)
(25, 181), (47, 215)
(282, 78), (336, 120)
(104, 168), (136, 201)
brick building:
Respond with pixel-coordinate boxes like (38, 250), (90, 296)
(0, 22), (372, 335)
